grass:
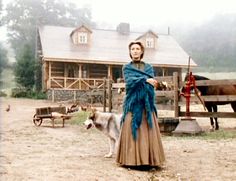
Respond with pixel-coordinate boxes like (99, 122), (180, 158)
(165, 129), (236, 140)
(69, 111), (236, 140)
(199, 129), (236, 140)
(69, 111), (90, 125)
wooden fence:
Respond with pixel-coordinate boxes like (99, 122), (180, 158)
(109, 72), (179, 116)
(49, 77), (105, 90)
(179, 79), (236, 118)
(108, 73), (236, 119)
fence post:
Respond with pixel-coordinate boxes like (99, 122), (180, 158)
(52, 89), (55, 102)
(108, 79), (112, 112)
(173, 72), (179, 117)
(103, 78), (106, 112)
(73, 90), (76, 102)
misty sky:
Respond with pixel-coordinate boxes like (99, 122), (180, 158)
(1, 0), (236, 41)
(69, 0), (236, 26)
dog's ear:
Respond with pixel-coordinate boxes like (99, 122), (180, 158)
(91, 107), (97, 113)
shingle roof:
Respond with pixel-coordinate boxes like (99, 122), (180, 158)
(38, 25), (197, 68)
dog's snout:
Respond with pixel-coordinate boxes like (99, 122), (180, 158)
(84, 119), (93, 129)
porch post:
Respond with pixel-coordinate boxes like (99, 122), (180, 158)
(108, 65), (112, 79)
(48, 62), (51, 89)
(79, 64), (82, 89)
(43, 61), (48, 91)
(64, 63), (67, 88)
(162, 68), (165, 76)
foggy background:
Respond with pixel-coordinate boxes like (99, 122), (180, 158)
(0, 0), (236, 93)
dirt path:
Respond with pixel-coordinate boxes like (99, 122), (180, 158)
(1, 97), (236, 180)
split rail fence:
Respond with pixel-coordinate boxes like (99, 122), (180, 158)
(108, 72), (236, 119)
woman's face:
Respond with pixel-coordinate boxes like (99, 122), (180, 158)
(130, 43), (143, 61)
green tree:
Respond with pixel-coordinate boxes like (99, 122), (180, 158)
(2, 0), (94, 55)
(14, 44), (35, 89)
(34, 58), (42, 91)
(0, 0), (2, 25)
(0, 0), (2, 13)
(2, 0), (94, 89)
(0, 43), (8, 76)
(180, 14), (236, 71)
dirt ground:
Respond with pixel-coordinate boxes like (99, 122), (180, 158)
(1, 97), (236, 181)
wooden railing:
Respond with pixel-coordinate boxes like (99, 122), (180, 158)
(48, 77), (105, 90)
(110, 74), (236, 120)
(179, 79), (236, 118)
(111, 72), (179, 115)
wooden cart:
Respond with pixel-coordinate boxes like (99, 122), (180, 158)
(33, 106), (71, 127)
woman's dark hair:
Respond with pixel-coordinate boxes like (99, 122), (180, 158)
(128, 41), (145, 59)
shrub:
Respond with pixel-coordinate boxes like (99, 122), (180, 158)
(0, 90), (7, 97)
(11, 88), (47, 99)
(11, 88), (28, 97)
(70, 111), (90, 125)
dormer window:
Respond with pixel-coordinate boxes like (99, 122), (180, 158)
(70, 25), (92, 45)
(78, 32), (88, 44)
(146, 38), (154, 48)
(136, 30), (158, 49)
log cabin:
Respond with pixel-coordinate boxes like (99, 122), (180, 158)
(37, 23), (196, 101)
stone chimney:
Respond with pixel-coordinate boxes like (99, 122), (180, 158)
(116, 23), (130, 34)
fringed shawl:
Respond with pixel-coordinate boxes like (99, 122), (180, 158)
(121, 62), (157, 140)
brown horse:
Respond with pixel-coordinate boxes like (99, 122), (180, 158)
(183, 74), (236, 130)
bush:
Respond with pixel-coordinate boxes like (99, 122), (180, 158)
(0, 90), (7, 97)
(11, 88), (47, 99)
(70, 111), (90, 125)
(11, 88), (27, 97)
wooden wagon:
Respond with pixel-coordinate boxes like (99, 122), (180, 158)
(33, 106), (71, 127)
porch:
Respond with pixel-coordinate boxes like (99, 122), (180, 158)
(42, 61), (182, 91)
(43, 61), (122, 90)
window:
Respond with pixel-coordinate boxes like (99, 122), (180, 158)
(78, 32), (88, 44)
(82, 66), (87, 78)
(146, 38), (154, 48)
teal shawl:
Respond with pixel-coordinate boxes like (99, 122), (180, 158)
(121, 62), (157, 140)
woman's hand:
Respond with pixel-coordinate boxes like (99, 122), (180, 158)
(146, 78), (158, 88)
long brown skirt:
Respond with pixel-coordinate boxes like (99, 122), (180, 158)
(116, 112), (165, 166)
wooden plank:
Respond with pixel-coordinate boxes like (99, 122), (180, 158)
(108, 79), (112, 112)
(50, 106), (67, 114)
(173, 72), (179, 117)
(155, 76), (173, 82)
(37, 114), (52, 119)
(203, 95), (236, 102)
(156, 91), (175, 98)
(89, 73), (107, 77)
(183, 95), (236, 102)
(112, 83), (125, 88)
(179, 111), (236, 118)
(51, 78), (64, 88)
(49, 62), (51, 89)
(51, 73), (64, 77)
(182, 79), (236, 86)
(112, 77), (175, 88)
(103, 78), (106, 112)
(67, 78), (80, 89)
(157, 104), (174, 110)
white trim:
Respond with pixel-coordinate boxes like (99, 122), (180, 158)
(78, 32), (88, 44)
(146, 38), (154, 48)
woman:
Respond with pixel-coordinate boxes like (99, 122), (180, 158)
(116, 41), (165, 168)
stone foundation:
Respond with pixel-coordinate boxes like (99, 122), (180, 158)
(46, 89), (103, 104)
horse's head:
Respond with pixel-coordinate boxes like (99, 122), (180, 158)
(181, 72), (193, 93)
(181, 73), (210, 95)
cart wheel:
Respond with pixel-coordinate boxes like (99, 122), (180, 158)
(33, 114), (43, 126)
